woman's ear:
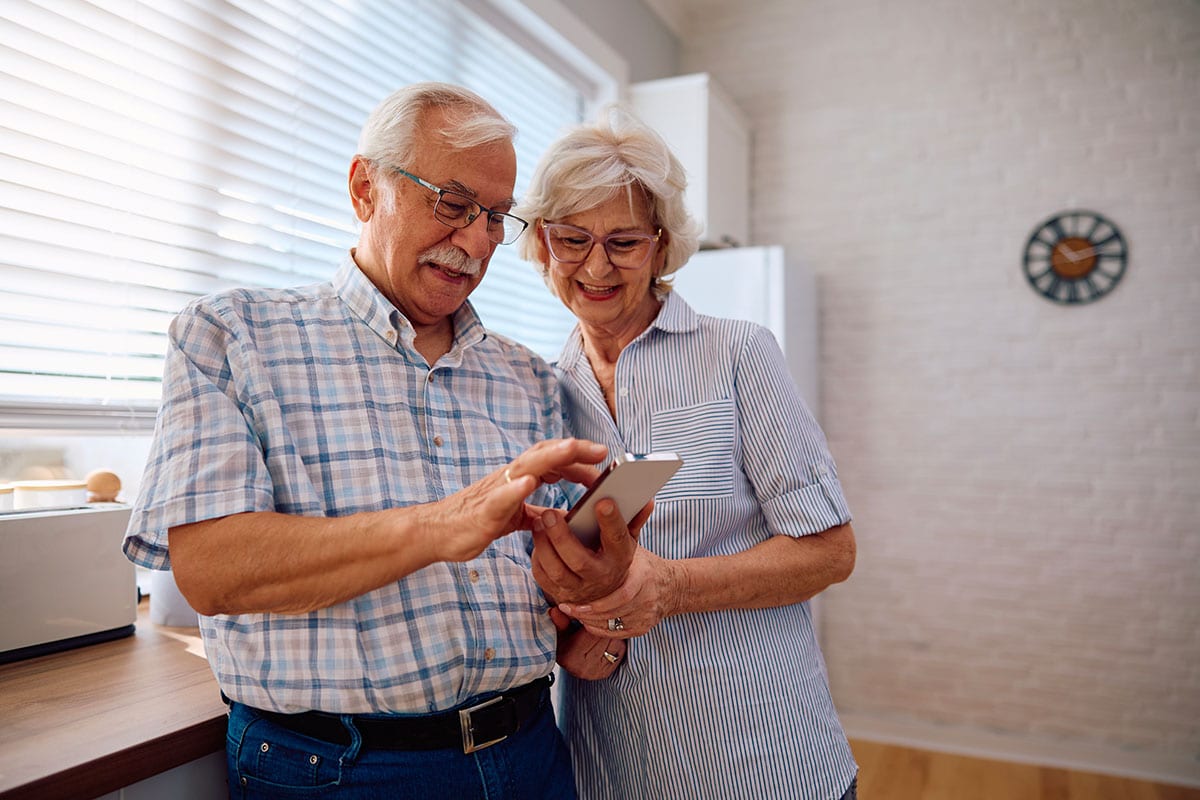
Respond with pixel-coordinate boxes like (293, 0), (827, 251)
(533, 222), (551, 268)
(348, 157), (374, 222)
(653, 229), (670, 276)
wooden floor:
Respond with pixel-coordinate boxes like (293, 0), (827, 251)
(850, 739), (1200, 800)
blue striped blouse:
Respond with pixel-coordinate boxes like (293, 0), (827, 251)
(556, 291), (857, 799)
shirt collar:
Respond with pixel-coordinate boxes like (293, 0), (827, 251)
(334, 250), (487, 354)
(556, 289), (699, 372)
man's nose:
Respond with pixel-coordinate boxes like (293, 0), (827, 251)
(451, 213), (495, 260)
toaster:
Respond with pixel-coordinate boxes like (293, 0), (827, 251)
(0, 504), (138, 663)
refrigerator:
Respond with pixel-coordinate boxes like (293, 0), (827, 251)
(671, 245), (820, 421)
(670, 245), (826, 643)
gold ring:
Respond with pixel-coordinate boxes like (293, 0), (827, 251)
(607, 617), (625, 632)
(504, 468), (513, 483)
(602, 649), (620, 664)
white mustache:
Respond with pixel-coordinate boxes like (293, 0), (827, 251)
(418, 245), (483, 276)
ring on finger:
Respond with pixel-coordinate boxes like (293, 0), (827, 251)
(504, 467), (513, 483)
(602, 649), (620, 664)
(607, 617), (625, 632)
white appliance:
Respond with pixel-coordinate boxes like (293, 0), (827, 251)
(0, 504), (138, 663)
(671, 245), (820, 419)
(671, 245), (827, 643)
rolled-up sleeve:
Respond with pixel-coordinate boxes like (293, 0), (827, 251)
(734, 326), (851, 536)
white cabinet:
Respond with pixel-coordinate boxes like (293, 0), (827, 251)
(629, 73), (750, 248)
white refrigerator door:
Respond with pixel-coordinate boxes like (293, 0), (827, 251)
(669, 246), (826, 644)
(671, 245), (819, 420)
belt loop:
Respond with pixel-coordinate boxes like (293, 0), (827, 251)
(338, 713), (363, 762)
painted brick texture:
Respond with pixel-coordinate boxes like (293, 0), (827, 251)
(675, 0), (1200, 781)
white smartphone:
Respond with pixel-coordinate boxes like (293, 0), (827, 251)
(564, 452), (683, 549)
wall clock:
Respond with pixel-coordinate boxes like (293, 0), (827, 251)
(1022, 210), (1128, 305)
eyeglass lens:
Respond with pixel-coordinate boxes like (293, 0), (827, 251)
(544, 225), (658, 269)
(434, 192), (525, 245)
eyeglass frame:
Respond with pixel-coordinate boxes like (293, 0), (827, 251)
(391, 168), (529, 245)
(540, 221), (664, 271)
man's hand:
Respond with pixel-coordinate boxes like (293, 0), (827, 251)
(422, 438), (610, 564)
(530, 498), (651, 604)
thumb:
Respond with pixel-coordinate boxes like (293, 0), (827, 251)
(596, 498), (636, 556)
(548, 606), (572, 631)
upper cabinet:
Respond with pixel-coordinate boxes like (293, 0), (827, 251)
(629, 73), (750, 248)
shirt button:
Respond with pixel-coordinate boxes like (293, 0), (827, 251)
(618, 386), (629, 397)
(385, 330), (396, 342)
(468, 569), (479, 583)
(433, 435), (444, 447)
(428, 372), (435, 383)
(484, 647), (495, 661)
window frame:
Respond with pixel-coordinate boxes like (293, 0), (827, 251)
(0, 0), (624, 435)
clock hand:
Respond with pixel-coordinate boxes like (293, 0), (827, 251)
(1058, 243), (1095, 262)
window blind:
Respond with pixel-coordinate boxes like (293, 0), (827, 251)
(0, 0), (583, 430)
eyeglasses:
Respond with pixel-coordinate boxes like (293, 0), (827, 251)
(541, 222), (663, 270)
(392, 168), (529, 245)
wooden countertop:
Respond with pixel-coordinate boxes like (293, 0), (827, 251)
(0, 599), (226, 800)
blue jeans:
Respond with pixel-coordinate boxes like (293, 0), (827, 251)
(226, 698), (576, 799)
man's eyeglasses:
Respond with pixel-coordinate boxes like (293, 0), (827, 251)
(541, 222), (663, 270)
(393, 168), (529, 245)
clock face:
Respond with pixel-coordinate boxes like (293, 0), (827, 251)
(1022, 210), (1128, 305)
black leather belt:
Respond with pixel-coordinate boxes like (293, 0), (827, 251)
(254, 675), (552, 754)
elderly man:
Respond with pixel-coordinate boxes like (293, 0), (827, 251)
(124, 83), (633, 799)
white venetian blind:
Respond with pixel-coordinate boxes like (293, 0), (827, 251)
(0, 0), (583, 430)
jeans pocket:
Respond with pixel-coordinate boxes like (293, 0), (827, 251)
(230, 709), (344, 795)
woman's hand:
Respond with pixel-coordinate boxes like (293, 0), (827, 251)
(549, 607), (626, 680)
(556, 547), (683, 639)
(530, 499), (652, 604)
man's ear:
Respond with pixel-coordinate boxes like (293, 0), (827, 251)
(348, 156), (374, 222)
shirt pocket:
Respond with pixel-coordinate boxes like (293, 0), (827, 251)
(651, 399), (737, 501)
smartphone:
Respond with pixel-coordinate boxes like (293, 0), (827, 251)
(564, 452), (683, 549)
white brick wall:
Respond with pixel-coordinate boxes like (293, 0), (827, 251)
(675, 0), (1200, 785)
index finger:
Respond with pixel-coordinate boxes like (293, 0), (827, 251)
(513, 439), (608, 484)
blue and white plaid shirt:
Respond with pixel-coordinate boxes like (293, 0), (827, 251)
(125, 253), (567, 714)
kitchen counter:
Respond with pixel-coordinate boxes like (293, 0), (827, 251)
(0, 598), (226, 799)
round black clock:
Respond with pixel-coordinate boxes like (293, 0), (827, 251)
(1022, 210), (1128, 305)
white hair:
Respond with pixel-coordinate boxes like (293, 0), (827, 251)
(356, 82), (516, 212)
(516, 105), (702, 289)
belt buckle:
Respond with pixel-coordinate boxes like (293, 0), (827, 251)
(458, 695), (511, 754)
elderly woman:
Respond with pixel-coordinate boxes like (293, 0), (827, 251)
(519, 109), (859, 800)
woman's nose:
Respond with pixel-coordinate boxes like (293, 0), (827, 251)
(581, 245), (614, 278)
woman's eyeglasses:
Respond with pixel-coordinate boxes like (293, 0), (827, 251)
(541, 222), (662, 270)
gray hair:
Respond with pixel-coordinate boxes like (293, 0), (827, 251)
(517, 105), (702, 289)
(356, 82), (517, 211)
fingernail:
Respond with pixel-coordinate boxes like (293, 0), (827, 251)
(531, 514), (544, 533)
(558, 604), (574, 615)
(542, 510), (556, 527)
(596, 499), (615, 516)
